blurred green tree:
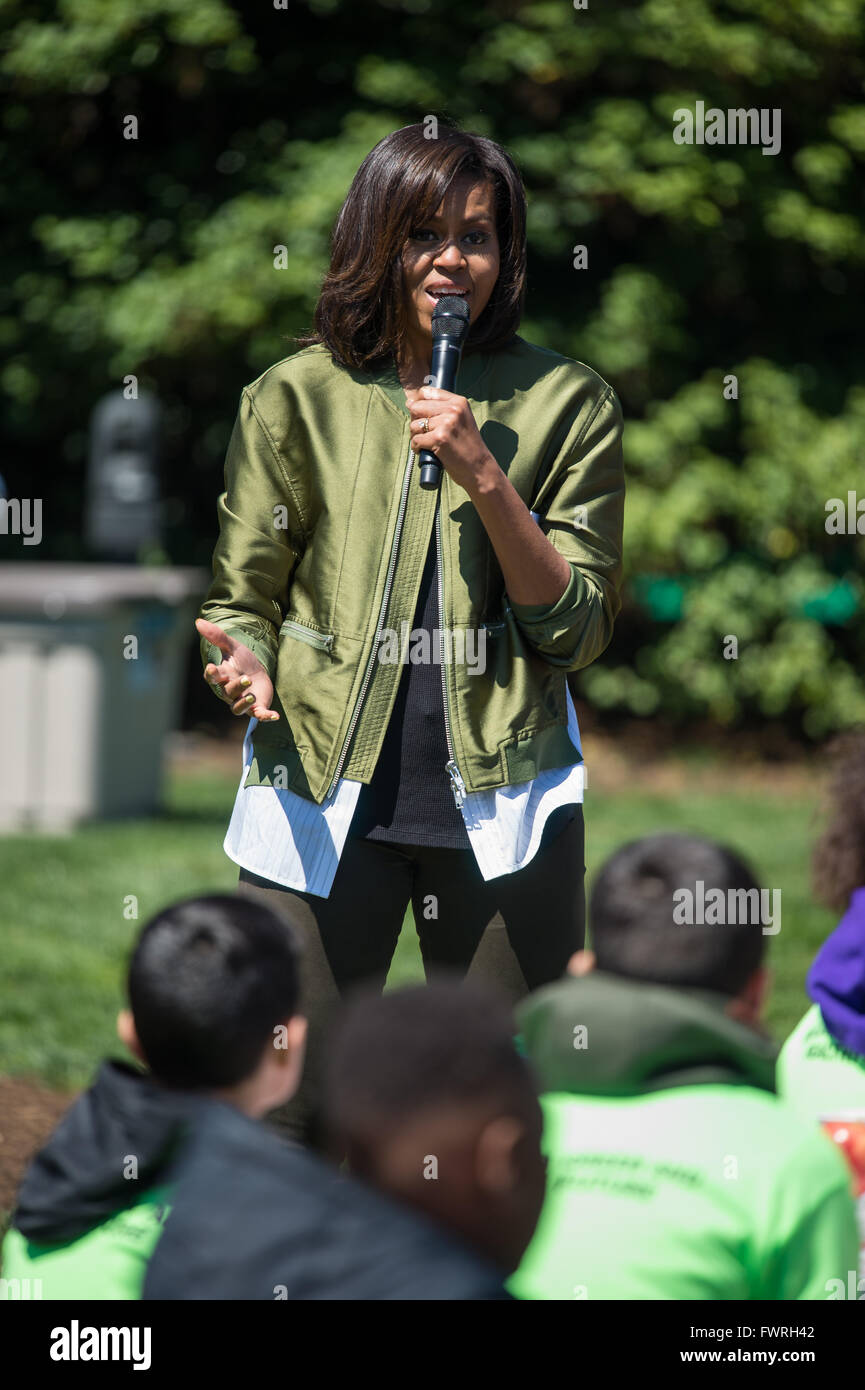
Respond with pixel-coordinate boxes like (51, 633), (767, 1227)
(1, 0), (863, 736)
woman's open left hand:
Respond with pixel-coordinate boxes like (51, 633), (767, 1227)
(409, 387), (499, 495)
(196, 618), (279, 722)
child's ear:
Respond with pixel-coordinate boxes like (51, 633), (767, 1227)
(117, 1009), (146, 1063)
(475, 1115), (524, 1195)
(725, 966), (771, 1030)
(263, 1014), (307, 1113)
(280, 1015), (307, 1073)
(567, 949), (595, 977)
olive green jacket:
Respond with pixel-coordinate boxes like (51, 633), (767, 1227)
(199, 337), (625, 803)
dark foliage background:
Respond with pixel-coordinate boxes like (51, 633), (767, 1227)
(2, 0), (864, 736)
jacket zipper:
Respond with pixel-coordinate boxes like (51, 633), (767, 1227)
(326, 444), (416, 800)
(435, 495), (466, 810)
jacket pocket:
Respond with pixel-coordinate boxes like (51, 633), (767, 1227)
(279, 616), (334, 654)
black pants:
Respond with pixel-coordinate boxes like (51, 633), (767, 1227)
(238, 802), (585, 1142)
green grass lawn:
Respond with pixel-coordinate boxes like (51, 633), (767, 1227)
(0, 763), (833, 1092)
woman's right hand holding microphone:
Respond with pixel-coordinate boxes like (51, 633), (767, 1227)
(195, 618), (280, 721)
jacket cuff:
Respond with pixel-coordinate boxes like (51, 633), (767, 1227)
(506, 565), (591, 668)
(200, 627), (278, 682)
(508, 566), (579, 626)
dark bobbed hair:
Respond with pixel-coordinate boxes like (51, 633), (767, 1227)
(127, 894), (300, 1089)
(812, 728), (865, 913)
(589, 834), (767, 997)
(299, 122), (527, 371)
(321, 977), (537, 1148)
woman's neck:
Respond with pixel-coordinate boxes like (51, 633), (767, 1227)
(395, 342), (430, 392)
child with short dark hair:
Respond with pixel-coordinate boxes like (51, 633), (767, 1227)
(2, 894), (305, 1299)
(321, 978), (547, 1277)
(510, 833), (859, 1300)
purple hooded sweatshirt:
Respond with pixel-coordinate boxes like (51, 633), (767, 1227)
(807, 885), (865, 1060)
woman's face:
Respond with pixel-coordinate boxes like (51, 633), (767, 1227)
(400, 175), (500, 363)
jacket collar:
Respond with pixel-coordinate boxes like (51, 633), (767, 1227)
(517, 971), (778, 1098)
(368, 350), (492, 417)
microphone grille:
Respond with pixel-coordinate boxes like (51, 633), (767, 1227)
(431, 295), (471, 341)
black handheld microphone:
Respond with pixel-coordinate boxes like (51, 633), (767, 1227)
(418, 295), (471, 490)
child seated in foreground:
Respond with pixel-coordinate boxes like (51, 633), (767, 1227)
(1, 894), (306, 1299)
(509, 833), (859, 1301)
(145, 976), (540, 1300)
(319, 977), (548, 1282)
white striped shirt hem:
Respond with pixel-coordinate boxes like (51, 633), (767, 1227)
(224, 689), (585, 897)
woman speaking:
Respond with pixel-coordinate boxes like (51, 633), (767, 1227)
(196, 123), (625, 1140)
